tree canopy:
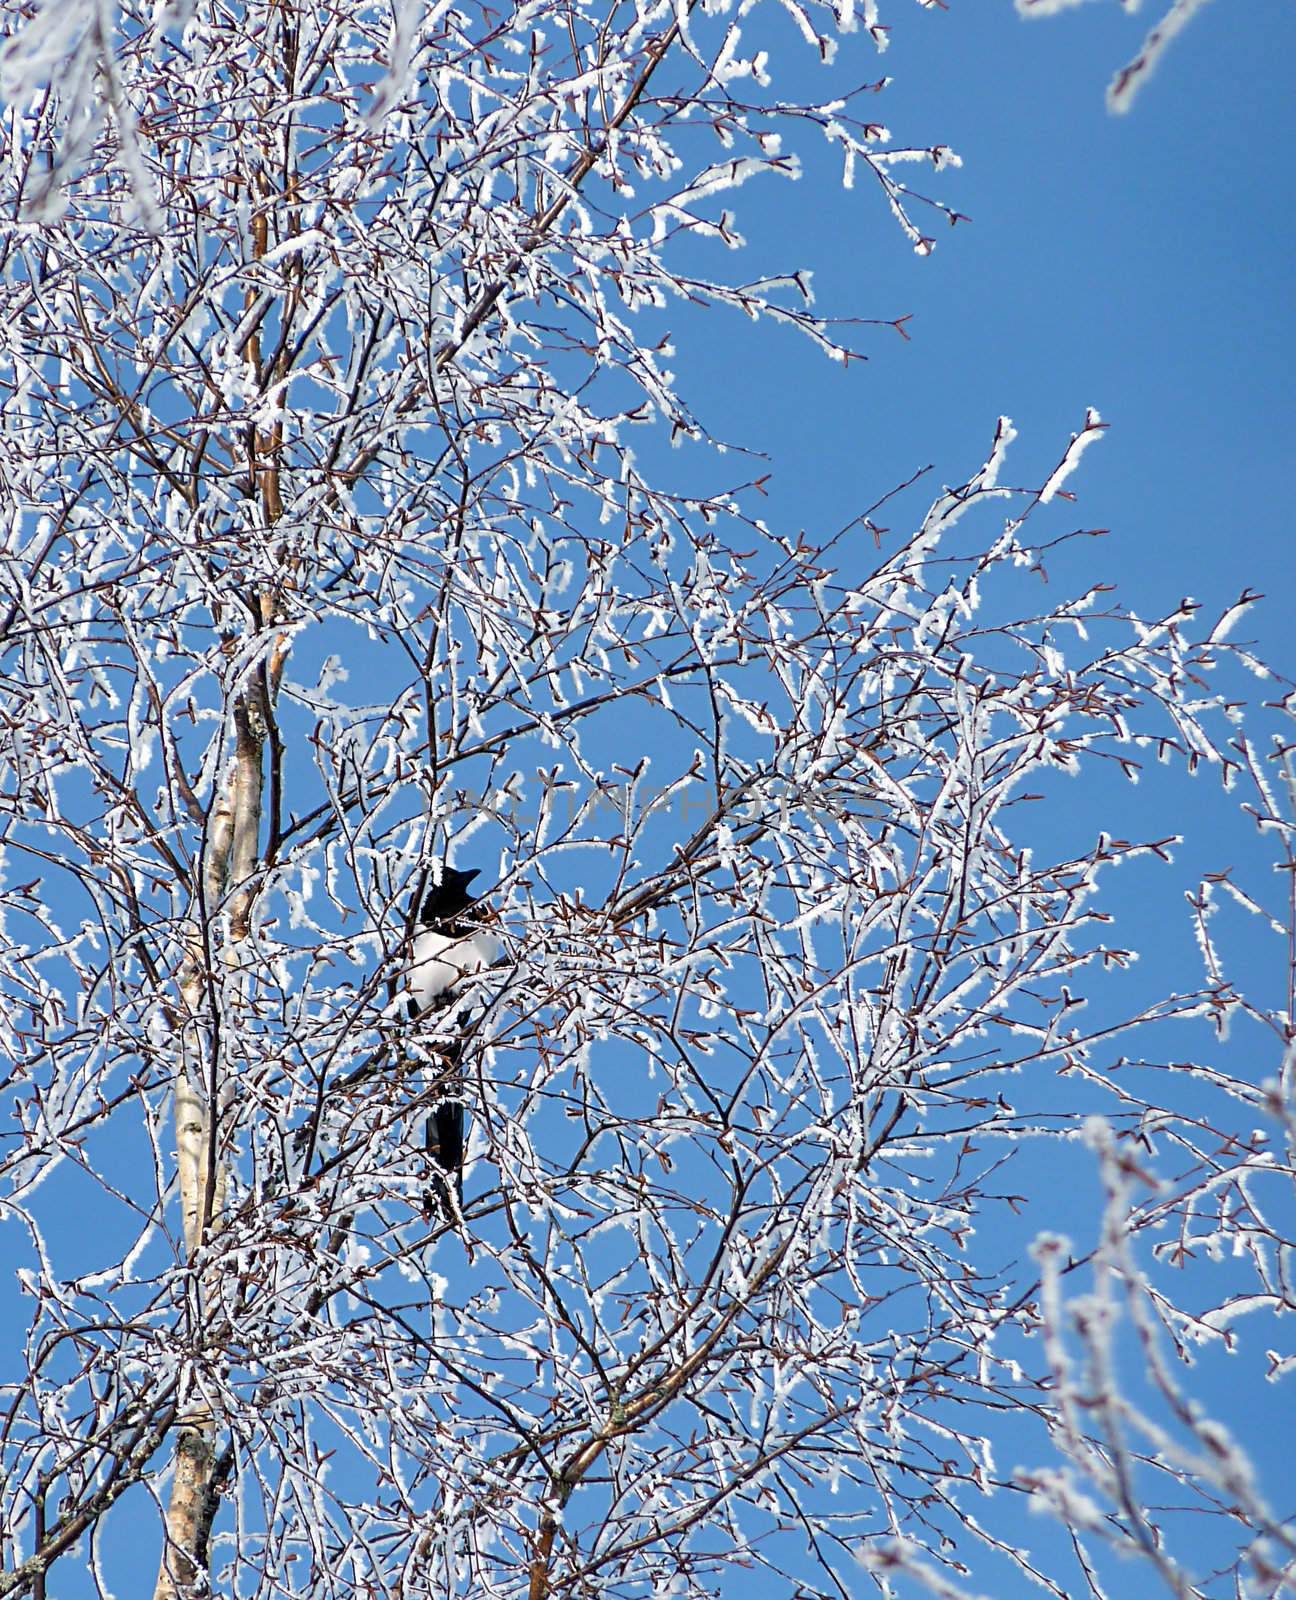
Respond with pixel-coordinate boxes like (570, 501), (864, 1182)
(0, 2), (1290, 1599)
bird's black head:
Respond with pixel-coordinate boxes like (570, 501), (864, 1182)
(418, 866), (481, 929)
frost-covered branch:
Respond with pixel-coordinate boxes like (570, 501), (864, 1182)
(0, 1), (1287, 1598)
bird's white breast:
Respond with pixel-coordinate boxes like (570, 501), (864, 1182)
(407, 927), (500, 1011)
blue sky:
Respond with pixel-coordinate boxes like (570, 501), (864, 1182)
(625, 5), (1296, 1590)
(660, 0), (1294, 677)
(4, 4), (1293, 1596)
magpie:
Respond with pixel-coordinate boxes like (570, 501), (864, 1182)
(407, 866), (498, 1207)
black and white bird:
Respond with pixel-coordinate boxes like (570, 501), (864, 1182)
(408, 867), (499, 1013)
(407, 867), (498, 1203)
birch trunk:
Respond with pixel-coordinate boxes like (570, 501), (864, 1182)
(155, 691), (267, 1600)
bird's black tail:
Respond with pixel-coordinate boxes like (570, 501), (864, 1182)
(422, 1019), (467, 1219)
(426, 1100), (464, 1187)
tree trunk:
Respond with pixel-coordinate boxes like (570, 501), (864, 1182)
(155, 691), (267, 1600)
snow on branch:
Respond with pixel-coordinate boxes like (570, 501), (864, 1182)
(0, 3), (1285, 1599)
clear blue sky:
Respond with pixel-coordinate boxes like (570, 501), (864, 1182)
(631, 6), (1296, 1591)
(7, 6), (1292, 1596)
(660, 0), (1294, 678)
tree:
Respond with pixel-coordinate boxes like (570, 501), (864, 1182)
(0, 2), (1289, 1598)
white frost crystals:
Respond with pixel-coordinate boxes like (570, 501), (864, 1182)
(0, 3), (1288, 1600)
(1016, 0), (1219, 113)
